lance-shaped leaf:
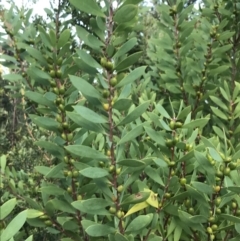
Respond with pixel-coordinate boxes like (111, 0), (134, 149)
(25, 92), (55, 109)
(125, 214), (153, 233)
(0, 198), (17, 220)
(121, 192), (151, 206)
(69, 0), (106, 18)
(1, 210), (27, 241)
(113, 37), (137, 59)
(116, 66), (146, 88)
(114, 52), (143, 72)
(117, 101), (150, 126)
(73, 106), (107, 123)
(113, 4), (138, 24)
(69, 75), (101, 99)
(118, 125), (143, 145)
(124, 202), (149, 217)
(29, 115), (59, 132)
(65, 145), (108, 160)
(80, 167), (109, 179)
(76, 49), (102, 70)
(85, 224), (116, 237)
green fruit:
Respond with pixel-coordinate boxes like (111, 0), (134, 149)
(58, 104), (65, 112)
(53, 87), (59, 94)
(100, 57), (107, 67)
(105, 61), (114, 71)
(50, 70), (55, 78)
(72, 170), (79, 177)
(180, 178), (187, 186)
(188, 207), (194, 214)
(216, 208), (221, 214)
(57, 57), (63, 65)
(56, 115), (62, 123)
(168, 161), (176, 167)
(207, 227), (213, 234)
(216, 170), (223, 177)
(224, 157), (232, 163)
(116, 168), (121, 175)
(67, 171), (72, 177)
(67, 133), (73, 141)
(208, 216), (216, 223)
(229, 162), (237, 170)
(117, 185), (123, 192)
(223, 167), (231, 176)
(103, 103), (110, 111)
(59, 86), (65, 95)
(175, 122), (183, 128)
(67, 186), (72, 193)
(164, 192), (171, 199)
(169, 120), (175, 130)
(102, 90), (110, 98)
(110, 77), (117, 87)
(184, 199), (191, 207)
(50, 80), (56, 87)
(39, 215), (49, 220)
(215, 197), (221, 206)
(77, 195), (82, 200)
(109, 207), (116, 214)
(56, 70), (62, 78)
(166, 139), (174, 148)
(63, 170), (68, 176)
(109, 165), (115, 173)
(231, 202), (237, 209)
(61, 133), (67, 140)
(214, 185), (221, 193)
(116, 210), (123, 219)
(44, 220), (53, 226)
(62, 122), (69, 129)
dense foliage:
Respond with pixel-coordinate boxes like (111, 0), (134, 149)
(0, 0), (240, 241)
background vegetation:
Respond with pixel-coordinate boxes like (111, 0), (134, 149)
(0, 0), (240, 240)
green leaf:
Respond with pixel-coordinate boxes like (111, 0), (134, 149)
(2, 74), (22, 82)
(76, 198), (111, 211)
(80, 167), (109, 178)
(67, 112), (104, 133)
(209, 96), (228, 111)
(118, 159), (145, 167)
(25, 91), (55, 109)
(49, 199), (76, 214)
(174, 225), (182, 241)
(116, 66), (146, 87)
(155, 104), (171, 119)
(114, 51), (143, 72)
(219, 214), (240, 223)
(27, 209), (44, 219)
(117, 101), (150, 126)
(25, 235), (33, 241)
(0, 155), (7, 174)
(69, 0), (105, 17)
(114, 232), (129, 241)
(26, 46), (47, 65)
(121, 192), (151, 206)
(113, 98), (132, 111)
(85, 224), (115, 237)
(35, 141), (64, 160)
(40, 185), (65, 196)
(69, 75), (101, 99)
(0, 198), (17, 220)
(114, 4), (138, 24)
(113, 37), (137, 59)
(1, 210), (27, 241)
(209, 65), (230, 75)
(191, 182), (213, 195)
(145, 166), (164, 186)
(58, 29), (71, 48)
(182, 118), (209, 129)
(45, 163), (65, 178)
(73, 106), (107, 123)
(29, 115), (59, 132)
(118, 125), (143, 145)
(65, 145), (107, 160)
(76, 49), (102, 70)
(211, 107), (228, 120)
(125, 214), (153, 233)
